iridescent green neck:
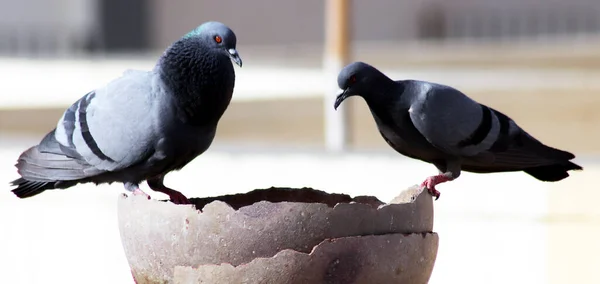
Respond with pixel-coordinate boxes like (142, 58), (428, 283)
(183, 26), (203, 39)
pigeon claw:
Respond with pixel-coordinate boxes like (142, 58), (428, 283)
(420, 175), (449, 200)
(424, 185), (441, 200)
(132, 188), (151, 200)
(162, 189), (191, 205)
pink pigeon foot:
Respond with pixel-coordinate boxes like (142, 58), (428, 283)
(132, 188), (151, 200)
(158, 188), (190, 205)
(420, 174), (451, 200)
(147, 176), (191, 205)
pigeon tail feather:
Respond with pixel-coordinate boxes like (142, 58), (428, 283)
(10, 134), (96, 198)
(519, 134), (582, 181)
(11, 178), (57, 198)
(525, 161), (582, 182)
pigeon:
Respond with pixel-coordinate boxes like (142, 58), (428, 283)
(10, 21), (242, 204)
(333, 61), (582, 200)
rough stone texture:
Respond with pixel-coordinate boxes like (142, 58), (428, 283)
(174, 233), (439, 284)
(118, 185), (436, 284)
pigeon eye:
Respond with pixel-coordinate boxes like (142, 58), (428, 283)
(349, 75), (357, 84)
(214, 35), (222, 44)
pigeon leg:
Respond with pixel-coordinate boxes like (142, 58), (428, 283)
(422, 161), (461, 200)
(421, 174), (451, 200)
(147, 175), (190, 205)
(124, 182), (150, 200)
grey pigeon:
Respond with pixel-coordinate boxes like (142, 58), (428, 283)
(10, 21), (242, 204)
(334, 62), (582, 199)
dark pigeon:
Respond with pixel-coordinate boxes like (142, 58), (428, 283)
(334, 61), (582, 199)
(10, 21), (243, 204)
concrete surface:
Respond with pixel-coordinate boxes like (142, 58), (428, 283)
(173, 233), (439, 284)
(0, 51), (598, 284)
(0, 135), (598, 284)
(1, 57), (600, 109)
(119, 187), (435, 283)
(3, 92), (597, 154)
(1, 56), (598, 154)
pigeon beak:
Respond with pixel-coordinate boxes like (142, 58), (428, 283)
(334, 89), (350, 110)
(228, 48), (242, 67)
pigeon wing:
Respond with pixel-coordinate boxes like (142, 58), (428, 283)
(53, 69), (163, 172)
(407, 82), (503, 158)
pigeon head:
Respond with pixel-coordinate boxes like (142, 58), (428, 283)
(334, 62), (391, 110)
(157, 21), (241, 126)
(184, 21), (242, 67)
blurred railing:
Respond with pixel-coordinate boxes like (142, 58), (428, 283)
(418, 2), (600, 42)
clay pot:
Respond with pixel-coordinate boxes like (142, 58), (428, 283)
(118, 186), (438, 284)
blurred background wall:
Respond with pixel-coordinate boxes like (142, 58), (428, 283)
(0, 0), (599, 153)
(2, 0), (600, 53)
(0, 1), (599, 284)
